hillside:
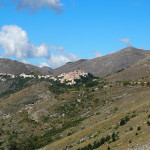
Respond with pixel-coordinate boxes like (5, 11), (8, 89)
(1, 48), (150, 150)
(41, 66), (53, 72)
(0, 73), (150, 150)
(106, 55), (150, 82)
(52, 47), (150, 77)
(0, 58), (51, 75)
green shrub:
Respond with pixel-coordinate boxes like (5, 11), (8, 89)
(140, 81), (145, 86)
(129, 127), (133, 131)
(137, 126), (141, 131)
(147, 121), (150, 126)
(123, 80), (130, 86)
(120, 116), (130, 126)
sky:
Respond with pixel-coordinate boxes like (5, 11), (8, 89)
(0, 0), (150, 68)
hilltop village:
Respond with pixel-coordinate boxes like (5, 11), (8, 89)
(0, 70), (88, 85)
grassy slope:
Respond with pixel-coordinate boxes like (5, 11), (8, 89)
(1, 77), (150, 150)
(39, 85), (150, 150)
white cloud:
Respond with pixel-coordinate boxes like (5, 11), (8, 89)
(48, 53), (79, 68)
(0, 25), (80, 68)
(39, 62), (50, 67)
(11, 0), (63, 13)
(0, 25), (49, 59)
(119, 38), (131, 46)
(93, 51), (102, 58)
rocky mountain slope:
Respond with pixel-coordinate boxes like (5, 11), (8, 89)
(106, 55), (150, 82)
(0, 58), (51, 75)
(41, 66), (53, 72)
(52, 47), (150, 77)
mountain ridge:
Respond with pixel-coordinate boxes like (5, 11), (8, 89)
(0, 58), (51, 75)
(52, 46), (150, 77)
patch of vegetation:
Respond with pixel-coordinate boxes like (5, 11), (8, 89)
(78, 132), (119, 150)
(0, 77), (32, 98)
(140, 81), (145, 86)
(49, 80), (69, 94)
(129, 127), (133, 131)
(120, 116), (130, 126)
(123, 80), (130, 86)
(146, 81), (150, 87)
(74, 73), (99, 89)
(147, 121), (150, 126)
(137, 126), (141, 131)
(14, 118), (85, 150)
(116, 68), (124, 73)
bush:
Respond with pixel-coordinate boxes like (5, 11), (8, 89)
(78, 132), (118, 150)
(140, 81), (145, 86)
(147, 121), (150, 126)
(135, 132), (138, 136)
(137, 126), (141, 131)
(123, 80), (130, 86)
(129, 127), (133, 131)
(120, 116), (130, 126)
(129, 140), (132, 143)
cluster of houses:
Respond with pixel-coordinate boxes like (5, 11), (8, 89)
(0, 70), (88, 85)
(0, 73), (15, 78)
(0, 73), (57, 81)
(58, 70), (88, 85)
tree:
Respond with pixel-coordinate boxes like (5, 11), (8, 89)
(120, 118), (126, 126)
(123, 80), (130, 86)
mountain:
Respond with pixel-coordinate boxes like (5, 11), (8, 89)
(0, 58), (51, 75)
(52, 47), (150, 77)
(41, 66), (53, 72)
(1, 50), (150, 149)
(106, 54), (150, 82)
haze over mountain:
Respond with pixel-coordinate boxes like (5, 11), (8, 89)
(52, 46), (150, 77)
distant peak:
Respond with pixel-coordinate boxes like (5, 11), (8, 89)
(120, 46), (140, 52)
(126, 46), (135, 48)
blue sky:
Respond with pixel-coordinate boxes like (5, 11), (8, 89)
(0, 0), (149, 68)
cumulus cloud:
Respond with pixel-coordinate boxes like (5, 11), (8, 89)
(93, 51), (102, 58)
(11, 0), (63, 13)
(0, 25), (49, 59)
(119, 38), (131, 46)
(48, 52), (79, 68)
(0, 25), (79, 68)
